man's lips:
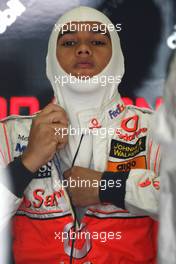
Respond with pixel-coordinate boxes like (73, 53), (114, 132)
(75, 61), (94, 69)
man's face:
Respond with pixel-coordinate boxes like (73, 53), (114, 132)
(56, 22), (112, 78)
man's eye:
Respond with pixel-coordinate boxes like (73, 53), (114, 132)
(62, 40), (76, 46)
(91, 40), (105, 46)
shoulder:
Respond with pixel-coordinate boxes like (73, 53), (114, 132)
(0, 114), (37, 141)
(126, 105), (154, 117)
(0, 114), (38, 162)
(0, 113), (37, 129)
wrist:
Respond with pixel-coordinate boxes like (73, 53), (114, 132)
(99, 171), (129, 209)
(5, 156), (37, 198)
(21, 152), (40, 173)
(93, 172), (102, 204)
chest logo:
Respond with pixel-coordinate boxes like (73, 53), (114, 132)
(121, 115), (139, 132)
(108, 104), (125, 120)
(109, 137), (146, 159)
(89, 118), (101, 129)
(107, 156), (147, 172)
(15, 143), (27, 153)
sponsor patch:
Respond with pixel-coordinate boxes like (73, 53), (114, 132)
(18, 134), (28, 141)
(108, 104), (125, 120)
(121, 115), (139, 132)
(109, 137), (146, 159)
(138, 178), (151, 188)
(116, 127), (147, 141)
(19, 188), (64, 209)
(15, 143), (27, 153)
(89, 118), (101, 129)
(153, 180), (160, 190)
(36, 161), (52, 178)
(107, 156), (146, 172)
(138, 178), (160, 190)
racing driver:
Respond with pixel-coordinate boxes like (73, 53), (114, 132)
(0, 6), (160, 264)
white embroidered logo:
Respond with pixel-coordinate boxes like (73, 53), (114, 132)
(0, 0), (26, 34)
(167, 25), (176, 50)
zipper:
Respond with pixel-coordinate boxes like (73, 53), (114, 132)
(70, 133), (84, 264)
(54, 134), (84, 264)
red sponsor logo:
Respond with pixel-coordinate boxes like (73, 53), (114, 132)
(121, 115), (139, 132)
(89, 118), (101, 129)
(116, 127), (147, 141)
(21, 189), (64, 209)
(153, 180), (160, 190)
(138, 178), (160, 190)
(138, 178), (151, 188)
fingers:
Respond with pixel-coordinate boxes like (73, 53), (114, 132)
(63, 168), (72, 179)
(37, 103), (69, 125)
(39, 111), (68, 125)
(63, 167), (101, 207)
(39, 103), (65, 115)
(51, 123), (68, 147)
(63, 166), (80, 179)
(21, 103), (69, 172)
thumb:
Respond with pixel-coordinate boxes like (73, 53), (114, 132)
(63, 168), (71, 179)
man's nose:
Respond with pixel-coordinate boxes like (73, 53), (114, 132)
(75, 43), (92, 57)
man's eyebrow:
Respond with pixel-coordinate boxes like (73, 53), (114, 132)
(58, 30), (77, 40)
(92, 29), (110, 39)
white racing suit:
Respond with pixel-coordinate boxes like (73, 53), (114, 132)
(0, 92), (160, 263)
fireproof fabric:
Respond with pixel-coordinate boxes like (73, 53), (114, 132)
(46, 6), (124, 172)
(0, 94), (160, 263)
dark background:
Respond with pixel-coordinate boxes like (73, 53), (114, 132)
(0, 0), (175, 118)
(0, 1), (176, 262)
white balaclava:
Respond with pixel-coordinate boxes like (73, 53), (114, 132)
(46, 6), (124, 172)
